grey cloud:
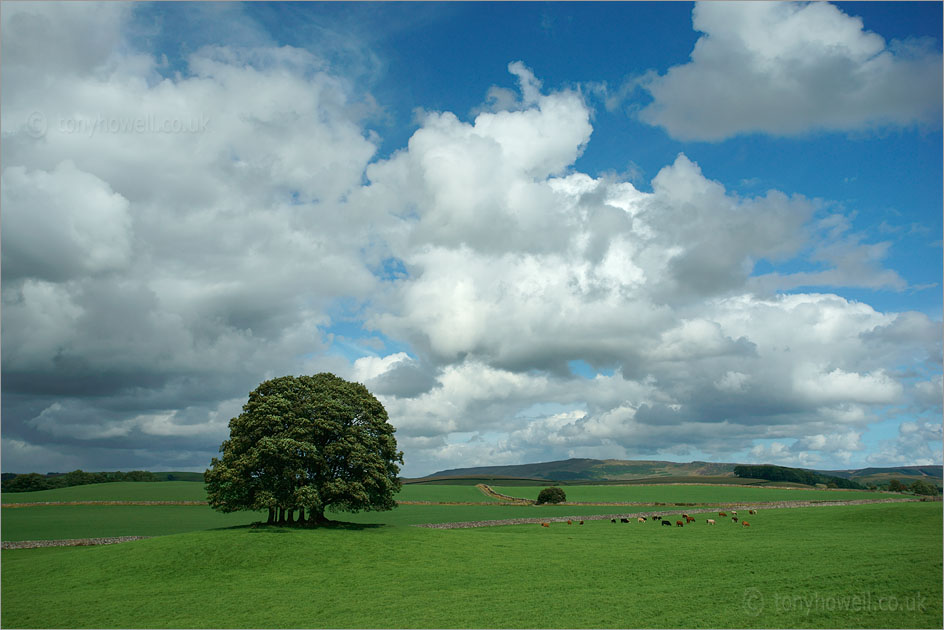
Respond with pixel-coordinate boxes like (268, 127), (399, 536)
(365, 361), (440, 398)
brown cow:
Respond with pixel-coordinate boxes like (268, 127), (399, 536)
(686, 516), (695, 523)
(706, 519), (716, 525)
(719, 511), (727, 517)
(682, 513), (690, 519)
(541, 522), (550, 527)
(676, 520), (684, 527)
(567, 520), (573, 525)
(742, 521), (750, 527)
(749, 509), (757, 515)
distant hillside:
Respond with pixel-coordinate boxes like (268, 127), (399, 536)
(425, 458), (941, 487)
(428, 458), (738, 481)
(817, 466), (942, 487)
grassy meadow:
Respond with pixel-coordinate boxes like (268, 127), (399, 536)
(1, 505), (265, 541)
(490, 484), (887, 504)
(395, 483), (500, 502)
(1, 482), (941, 628)
(1, 481), (209, 503)
(1, 479), (500, 505)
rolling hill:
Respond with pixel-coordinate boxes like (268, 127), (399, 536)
(420, 458), (942, 487)
(424, 458), (738, 482)
(819, 465), (943, 487)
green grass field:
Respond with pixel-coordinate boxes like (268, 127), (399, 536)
(1, 500), (666, 541)
(1, 481), (502, 505)
(1, 481), (209, 503)
(492, 484), (886, 504)
(1, 505), (266, 541)
(4, 481), (886, 506)
(2, 501), (940, 628)
(395, 483), (498, 502)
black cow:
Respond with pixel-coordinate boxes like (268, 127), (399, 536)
(620, 518), (630, 523)
(661, 519), (672, 527)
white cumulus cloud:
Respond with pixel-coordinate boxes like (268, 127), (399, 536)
(638, 1), (943, 140)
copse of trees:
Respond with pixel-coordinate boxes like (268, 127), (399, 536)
(536, 486), (567, 504)
(733, 464), (865, 489)
(908, 480), (940, 496)
(1, 469), (158, 493)
(205, 373), (404, 526)
(887, 479), (907, 492)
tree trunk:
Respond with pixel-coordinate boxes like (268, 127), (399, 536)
(267, 508), (275, 524)
(309, 507), (328, 525)
(287, 509), (295, 524)
(277, 507), (285, 524)
(297, 507), (305, 523)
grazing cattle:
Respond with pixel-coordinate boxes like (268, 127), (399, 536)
(579, 520), (584, 525)
(732, 516), (738, 522)
(686, 516), (695, 523)
(567, 520), (573, 525)
(682, 513), (690, 519)
(661, 519), (672, 527)
(675, 520), (684, 527)
(541, 522), (550, 528)
(719, 512), (727, 517)
(742, 521), (750, 527)
(611, 518), (617, 523)
(706, 519), (716, 525)
(637, 517), (646, 523)
(620, 518), (630, 523)
(731, 511), (737, 516)
(749, 509), (757, 515)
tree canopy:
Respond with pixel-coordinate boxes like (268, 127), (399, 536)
(733, 464), (865, 489)
(205, 373), (403, 525)
(909, 479), (940, 496)
(536, 486), (567, 504)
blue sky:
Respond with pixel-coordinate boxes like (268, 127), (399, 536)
(2, 1), (941, 477)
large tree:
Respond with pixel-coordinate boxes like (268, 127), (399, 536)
(205, 373), (403, 524)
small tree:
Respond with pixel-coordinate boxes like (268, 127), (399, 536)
(888, 479), (907, 492)
(206, 373), (403, 525)
(536, 486), (567, 504)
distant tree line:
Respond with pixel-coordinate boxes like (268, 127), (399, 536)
(1, 469), (158, 493)
(733, 464), (866, 489)
(888, 478), (941, 496)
